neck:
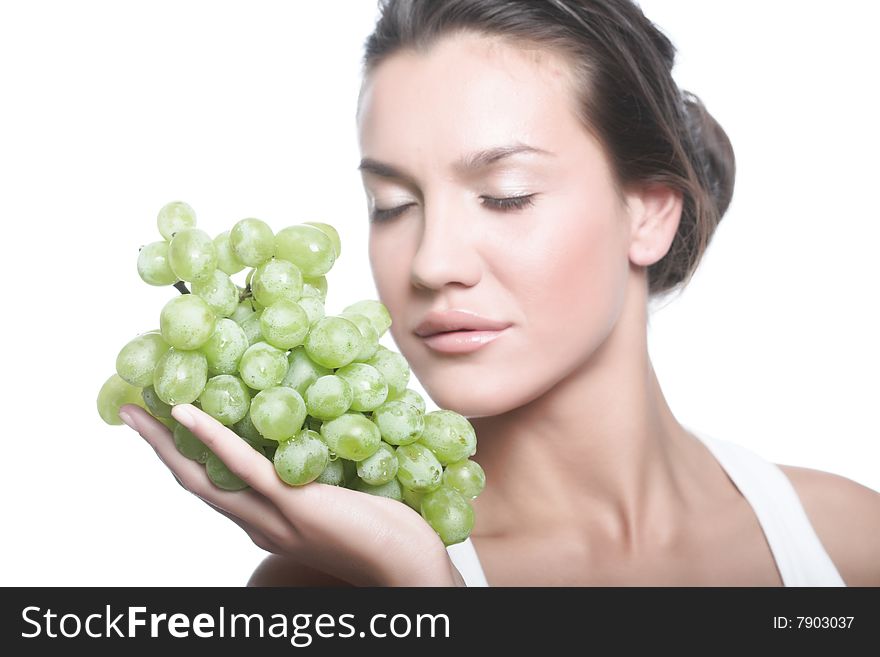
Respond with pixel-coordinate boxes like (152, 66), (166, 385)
(469, 276), (700, 555)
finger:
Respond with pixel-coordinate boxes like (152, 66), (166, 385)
(201, 498), (282, 554)
(120, 404), (297, 546)
(120, 404), (205, 485)
(124, 407), (448, 585)
(193, 489), (297, 551)
(170, 403), (320, 506)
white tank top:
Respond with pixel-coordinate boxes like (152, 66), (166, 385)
(446, 429), (847, 587)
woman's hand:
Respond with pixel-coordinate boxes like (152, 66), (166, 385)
(118, 402), (466, 587)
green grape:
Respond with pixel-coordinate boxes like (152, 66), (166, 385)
(314, 458), (345, 486)
(198, 374), (251, 425)
(250, 385), (307, 441)
(251, 257), (303, 307)
(371, 399), (425, 446)
(442, 459), (486, 499)
(420, 485), (474, 546)
(389, 388), (427, 413)
(304, 374), (353, 420)
(304, 316), (362, 369)
(319, 412), (382, 462)
(273, 429), (329, 486)
(301, 276), (327, 301)
(152, 348), (208, 405)
(111, 213), (487, 539)
(259, 299), (310, 350)
(115, 331), (170, 387)
(206, 452), (248, 490)
(137, 241), (178, 286)
(159, 294), (217, 350)
(157, 416), (177, 431)
(296, 296), (325, 327)
(173, 422), (210, 463)
(232, 409), (276, 448)
(97, 374), (145, 425)
(192, 269), (239, 317)
(274, 225), (336, 277)
(341, 299), (392, 338)
(200, 318), (248, 376)
(230, 299), (256, 324)
(339, 312), (379, 361)
(240, 311), (264, 346)
(142, 385), (173, 419)
(213, 230), (246, 275)
(364, 347), (410, 400)
(168, 228), (217, 283)
(230, 218), (274, 267)
(280, 346), (333, 396)
(304, 221), (341, 258)
(401, 484), (425, 513)
(356, 442), (398, 485)
(418, 410), (477, 466)
(157, 201), (196, 240)
(351, 477), (403, 501)
(395, 443), (443, 493)
(238, 341), (288, 390)
(334, 362), (388, 412)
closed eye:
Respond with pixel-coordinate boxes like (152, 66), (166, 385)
(369, 194), (538, 223)
(481, 194), (537, 211)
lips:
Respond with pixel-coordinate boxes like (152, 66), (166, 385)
(420, 328), (508, 354)
(414, 309), (512, 338)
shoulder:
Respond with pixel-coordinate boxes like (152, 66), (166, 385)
(777, 463), (880, 586)
(248, 555), (354, 587)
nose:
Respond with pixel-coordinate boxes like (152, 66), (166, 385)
(409, 195), (482, 291)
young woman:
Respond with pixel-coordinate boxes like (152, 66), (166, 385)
(119, 0), (880, 586)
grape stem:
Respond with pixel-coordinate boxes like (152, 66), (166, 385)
(173, 279), (252, 302)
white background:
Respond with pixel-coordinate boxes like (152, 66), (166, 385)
(1, 1), (877, 586)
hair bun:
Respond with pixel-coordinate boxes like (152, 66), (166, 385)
(681, 90), (736, 219)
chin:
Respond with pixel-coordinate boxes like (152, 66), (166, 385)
(418, 378), (525, 419)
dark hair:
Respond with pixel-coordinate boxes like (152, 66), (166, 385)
(358, 0), (736, 299)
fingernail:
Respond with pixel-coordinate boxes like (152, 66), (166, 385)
(172, 404), (195, 428)
(119, 409), (138, 432)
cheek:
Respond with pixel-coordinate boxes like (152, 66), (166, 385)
(368, 226), (416, 340)
(507, 190), (628, 334)
(472, 196), (629, 406)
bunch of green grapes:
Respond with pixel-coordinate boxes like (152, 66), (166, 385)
(96, 201), (485, 546)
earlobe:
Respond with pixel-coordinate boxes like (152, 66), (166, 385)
(626, 183), (683, 267)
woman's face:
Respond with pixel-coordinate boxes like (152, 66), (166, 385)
(356, 33), (633, 417)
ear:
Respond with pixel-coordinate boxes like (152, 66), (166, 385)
(623, 182), (683, 267)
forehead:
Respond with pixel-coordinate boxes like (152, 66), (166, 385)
(356, 32), (581, 161)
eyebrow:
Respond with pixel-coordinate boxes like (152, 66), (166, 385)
(357, 142), (553, 183)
